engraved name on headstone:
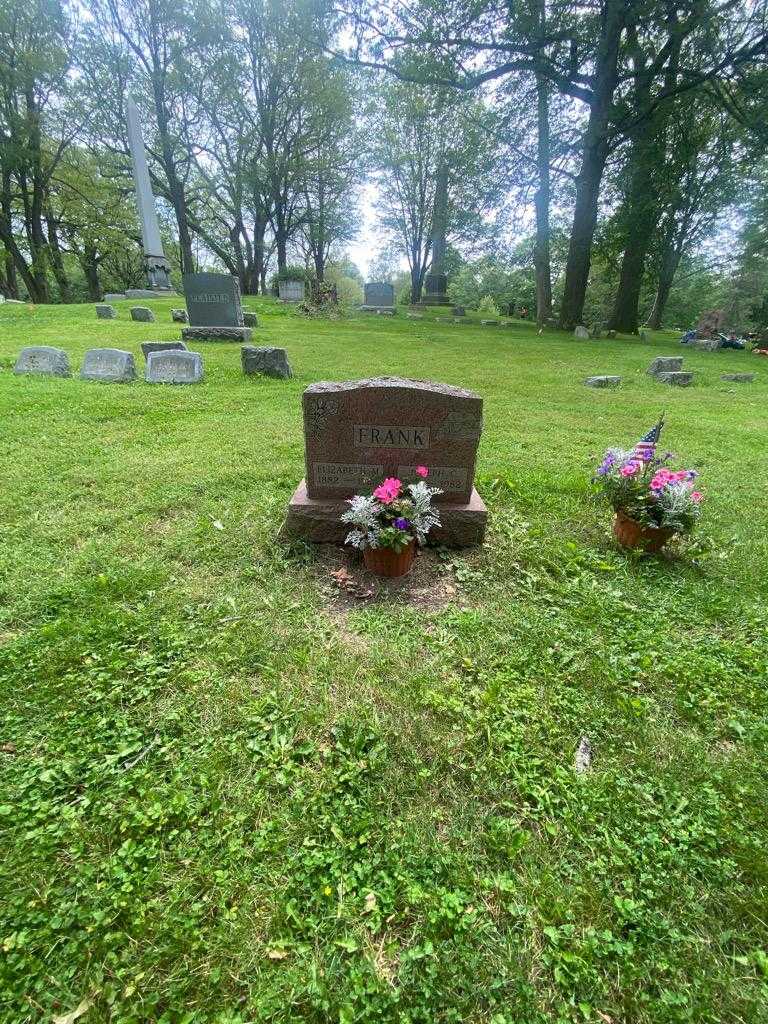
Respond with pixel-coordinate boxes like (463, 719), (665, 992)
(302, 377), (482, 504)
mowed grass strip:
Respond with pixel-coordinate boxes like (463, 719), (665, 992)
(1, 299), (767, 1023)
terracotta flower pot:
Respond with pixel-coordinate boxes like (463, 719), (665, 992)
(613, 510), (674, 553)
(363, 541), (416, 577)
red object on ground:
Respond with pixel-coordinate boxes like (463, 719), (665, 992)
(363, 541), (416, 577)
(613, 510), (674, 553)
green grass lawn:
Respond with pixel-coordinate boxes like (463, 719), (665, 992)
(1, 298), (767, 1024)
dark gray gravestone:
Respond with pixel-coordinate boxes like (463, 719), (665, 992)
(241, 346), (292, 379)
(584, 375), (621, 388)
(243, 311), (258, 328)
(362, 282), (394, 310)
(183, 272), (243, 327)
(130, 306), (155, 322)
(96, 304), (117, 320)
(146, 350), (203, 384)
(14, 346), (71, 377)
(721, 373), (754, 383)
(182, 272), (251, 342)
(141, 340), (188, 360)
(81, 348), (136, 383)
(171, 308), (188, 323)
(282, 376), (487, 546)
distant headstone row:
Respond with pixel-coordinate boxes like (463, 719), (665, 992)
(12, 343), (292, 384)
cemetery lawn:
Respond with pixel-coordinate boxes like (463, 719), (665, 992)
(2, 298), (768, 1024)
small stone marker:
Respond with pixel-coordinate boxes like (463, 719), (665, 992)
(657, 371), (693, 387)
(282, 376), (487, 546)
(378, 309), (395, 316)
(584, 375), (621, 388)
(648, 356), (683, 376)
(145, 350), (203, 384)
(690, 339), (720, 352)
(182, 272), (251, 342)
(406, 312), (424, 319)
(171, 308), (188, 323)
(141, 340), (188, 360)
(278, 279), (305, 303)
(721, 373), (754, 383)
(96, 304), (117, 320)
(361, 282), (395, 311)
(574, 326), (589, 339)
(81, 348), (136, 383)
(130, 306), (155, 322)
(480, 319), (499, 326)
(13, 346), (71, 377)
(243, 311), (258, 328)
(453, 306), (466, 317)
(241, 346), (292, 379)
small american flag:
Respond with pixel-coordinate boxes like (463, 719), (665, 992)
(634, 414), (665, 460)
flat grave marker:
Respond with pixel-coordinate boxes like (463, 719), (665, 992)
(81, 348), (136, 383)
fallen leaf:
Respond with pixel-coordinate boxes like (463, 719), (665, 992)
(53, 996), (94, 1024)
(1, 742), (16, 754)
(266, 949), (288, 960)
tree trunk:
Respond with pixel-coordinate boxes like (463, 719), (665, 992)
(45, 210), (72, 303)
(559, 0), (625, 330)
(81, 243), (101, 300)
(646, 220), (682, 329)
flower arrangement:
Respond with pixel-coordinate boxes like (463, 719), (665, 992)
(593, 421), (703, 538)
(342, 467), (443, 553)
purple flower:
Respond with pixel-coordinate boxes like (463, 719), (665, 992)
(394, 517), (410, 530)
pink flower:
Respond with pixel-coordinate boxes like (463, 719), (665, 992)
(620, 461), (640, 477)
(373, 478), (402, 504)
(691, 491), (703, 503)
(415, 466), (429, 478)
(672, 471), (688, 482)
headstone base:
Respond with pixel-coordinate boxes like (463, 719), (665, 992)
(126, 288), (177, 299)
(181, 326), (252, 343)
(360, 305), (396, 314)
(280, 480), (487, 547)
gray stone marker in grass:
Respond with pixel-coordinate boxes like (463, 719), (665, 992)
(648, 356), (683, 376)
(96, 304), (117, 320)
(81, 348), (136, 383)
(657, 371), (693, 387)
(453, 306), (466, 317)
(181, 272), (252, 342)
(584, 375), (621, 388)
(721, 373), (755, 383)
(480, 319), (499, 326)
(278, 279), (305, 303)
(171, 308), (188, 323)
(145, 349), (203, 384)
(243, 311), (258, 328)
(282, 376), (487, 547)
(14, 346), (71, 377)
(141, 340), (188, 360)
(691, 339), (720, 352)
(241, 345), (292, 379)
(574, 326), (589, 339)
(130, 306), (155, 322)
(361, 281), (395, 312)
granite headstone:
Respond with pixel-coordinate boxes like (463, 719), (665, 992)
(81, 348), (136, 383)
(14, 346), (71, 377)
(182, 272), (251, 342)
(648, 356), (684, 376)
(145, 350), (203, 384)
(130, 306), (155, 322)
(278, 280), (305, 303)
(282, 376), (487, 546)
(241, 346), (292, 379)
(362, 282), (395, 310)
(141, 340), (188, 360)
(96, 304), (117, 320)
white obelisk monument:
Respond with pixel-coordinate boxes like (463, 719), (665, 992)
(126, 97), (174, 295)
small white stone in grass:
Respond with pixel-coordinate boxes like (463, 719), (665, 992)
(212, 519), (224, 531)
(574, 736), (592, 774)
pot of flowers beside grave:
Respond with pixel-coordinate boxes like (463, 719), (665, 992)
(341, 467), (442, 578)
(593, 418), (703, 552)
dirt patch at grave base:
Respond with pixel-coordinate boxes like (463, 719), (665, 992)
(311, 544), (471, 616)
